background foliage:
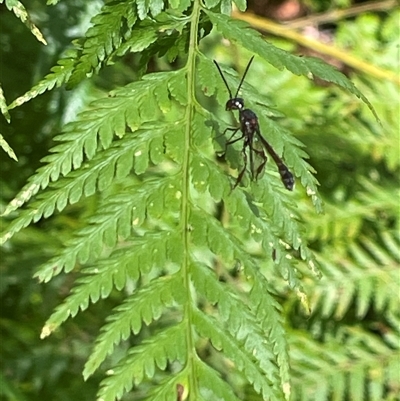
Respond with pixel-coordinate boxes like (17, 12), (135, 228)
(1, 1), (399, 401)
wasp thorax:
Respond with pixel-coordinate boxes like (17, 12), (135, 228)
(225, 98), (244, 111)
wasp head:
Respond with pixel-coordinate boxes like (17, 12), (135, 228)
(226, 98), (244, 111)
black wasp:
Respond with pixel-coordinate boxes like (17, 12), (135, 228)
(214, 56), (294, 191)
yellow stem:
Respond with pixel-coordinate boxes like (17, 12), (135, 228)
(232, 11), (400, 86)
(284, 0), (397, 29)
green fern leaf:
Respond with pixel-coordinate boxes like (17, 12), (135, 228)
(206, 11), (379, 121)
(6, 2), (377, 400)
(83, 273), (185, 379)
(141, 373), (188, 401)
(191, 212), (235, 262)
(192, 308), (285, 400)
(4, 0), (47, 45)
(219, 0), (232, 15)
(7, 49), (77, 110)
(305, 230), (399, 322)
(193, 189), (317, 281)
(290, 328), (399, 401)
(0, 133), (17, 161)
(167, 70), (188, 106)
(0, 84), (10, 123)
(169, 0), (192, 13)
(97, 323), (186, 401)
(232, 0), (247, 12)
(116, 22), (159, 56)
(40, 230), (181, 339)
(1, 138), (142, 246)
(136, 0), (166, 19)
(4, 71), (178, 215)
(67, 2), (137, 88)
(4, 1), (397, 401)
(231, 262), (293, 400)
(34, 180), (180, 282)
(206, 0), (247, 13)
(196, 360), (242, 401)
(191, 262), (283, 385)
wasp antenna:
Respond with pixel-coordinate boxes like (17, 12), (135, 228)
(234, 56), (255, 98)
(213, 60), (233, 99)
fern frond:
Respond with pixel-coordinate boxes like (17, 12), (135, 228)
(191, 218), (293, 398)
(0, 83), (10, 123)
(116, 21), (158, 56)
(97, 323), (187, 401)
(195, 359), (242, 401)
(141, 372), (188, 401)
(29, 179), (163, 272)
(206, 11), (379, 121)
(136, 0), (160, 19)
(3, 0), (47, 45)
(299, 184), (399, 246)
(306, 230), (400, 320)
(0, 133), (17, 161)
(249, 279), (292, 400)
(357, 178), (400, 216)
(192, 307), (285, 401)
(191, 210), (235, 262)
(39, 228), (183, 339)
(1, 128), (172, 247)
(299, 200), (372, 243)
(8, 2), (137, 109)
(192, 191), (317, 280)
(191, 262), (279, 377)
(7, 49), (77, 110)
(2, 69), (185, 226)
(6, 1), (390, 400)
(67, 1), (137, 88)
(349, 237), (400, 317)
(290, 327), (399, 401)
(83, 273), (185, 379)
